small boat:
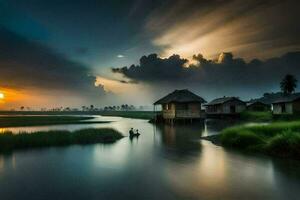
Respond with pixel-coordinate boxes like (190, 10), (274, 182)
(129, 133), (140, 137)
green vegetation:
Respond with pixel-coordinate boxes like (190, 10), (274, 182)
(280, 74), (297, 94)
(240, 111), (273, 122)
(219, 121), (300, 159)
(0, 128), (123, 152)
(240, 111), (300, 122)
(0, 111), (156, 120)
(272, 114), (300, 121)
(0, 116), (109, 127)
(99, 111), (156, 119)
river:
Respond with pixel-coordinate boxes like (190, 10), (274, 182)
(0, 116), (299, 200)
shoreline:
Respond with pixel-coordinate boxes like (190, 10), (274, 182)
(0, 110), (156, 119)
(205, 121), (300, 160)
(0, 128), (124, 153)
(200, 135), (222, 146)
(0, 115), (111, 128)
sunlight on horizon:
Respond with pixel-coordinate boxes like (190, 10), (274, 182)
(0, 93), (4, 99)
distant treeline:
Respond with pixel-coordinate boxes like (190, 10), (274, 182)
(7, 104), (152, 112)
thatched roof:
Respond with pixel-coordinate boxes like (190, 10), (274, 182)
(272, 93), (300, 104)
(154, 89), (206, 105)
(248, 92), (300, 104)
(205, 97), (245, 106)
(247, 100), (269, 106)
(247, 92), (284, 105)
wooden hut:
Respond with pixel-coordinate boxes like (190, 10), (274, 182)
(272, 93), (300, 115)
(246, 92), (284, 112)
(246, 100), (270, 111)
(153, 89), (206, 123)
(205, 97), (246, 117)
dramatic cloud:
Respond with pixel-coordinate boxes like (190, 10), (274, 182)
(146, 0), (300, 60)
(112, 51), (300, 99)
(112, 54), (188, 81)
(0, 27), (101, 92)
(0, 27), (110, 108)
(1, 0), (300, 106)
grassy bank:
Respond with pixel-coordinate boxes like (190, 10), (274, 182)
(218, 121), (300, 159)
(0, 116), (109, 127)
(0, 111), (156, 120)
(240, 111), (273, 122)
(240, 111), (300, 122)
(0, 128), (123, 152)
(99, 111), (156, 120)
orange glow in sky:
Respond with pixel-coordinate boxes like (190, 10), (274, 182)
(0, 87), (32, 109)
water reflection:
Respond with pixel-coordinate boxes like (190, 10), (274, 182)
(0, 116), (299, 200)
(155, 123), (204, 160)
(203, 119), (240, 136)
(0, 154), (16, 173)
(129, 134), (140, 141)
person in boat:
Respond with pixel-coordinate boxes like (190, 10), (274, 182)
(129, 128), (134, 136)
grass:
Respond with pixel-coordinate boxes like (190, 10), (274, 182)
(99, 111), (156, 120)
(0, 128), (123, 152)
(273, 113), (300, 121)
(0, 111), (157, 120)
(219, 121), (300, 159)
(240, 110), (300, 122)
(240, 111), (273, 122)
(0, 116), (109, 127)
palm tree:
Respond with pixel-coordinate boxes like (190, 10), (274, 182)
(280, 74), (297, 95)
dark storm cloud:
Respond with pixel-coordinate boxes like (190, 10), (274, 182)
(112, 54), (188, 81)
(0, 27), (105, 96)
(112, 51), (300, 93)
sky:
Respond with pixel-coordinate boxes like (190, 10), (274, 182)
(0, 0), (300, 109)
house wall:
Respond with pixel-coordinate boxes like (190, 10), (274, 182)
(247, 103), (270, 111)
(225, 100), (246, 113)
(162, 103), (176, 119)
(162, 103), (176, 111)
(188, 103), (201, 111)
(273, 103), (293, 114)
(273, 104), (281, 114)
(287, 103), (293, 114)
(176, 102), (202, 118)
(292, 99), (300, 114)
(205, 105), (223, 114)
(206, 99), (246, 114)
(162, 102), (202, 119)
(222, 104), (246, 113)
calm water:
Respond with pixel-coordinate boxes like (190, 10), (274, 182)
(0, 116), (300, 200)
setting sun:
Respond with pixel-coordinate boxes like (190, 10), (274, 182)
(0, 93), (4, 99)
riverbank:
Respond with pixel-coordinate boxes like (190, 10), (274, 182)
(203, 121), (300, 159)
(240, 111), (300, 122)
(0, 111), (156, 120)
(240, 111), (273, 122)
(0, 128), (123, 152)
(0, 116), (110, 127)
